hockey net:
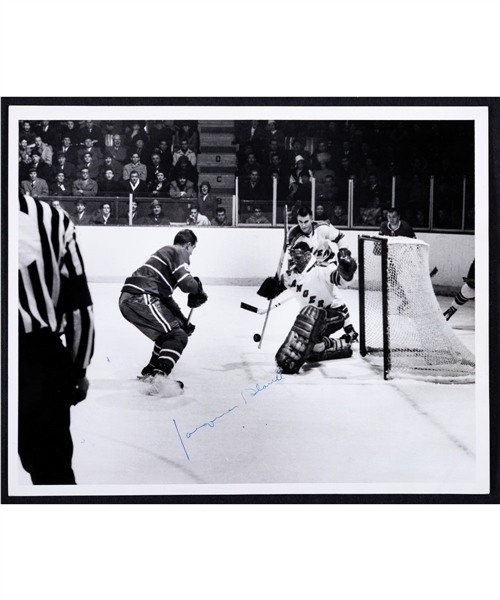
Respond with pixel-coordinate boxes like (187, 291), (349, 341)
(358, 236), (475, 382)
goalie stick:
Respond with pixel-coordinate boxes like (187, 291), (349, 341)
(258, 205), (289, 349)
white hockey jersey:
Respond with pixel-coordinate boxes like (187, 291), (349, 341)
(282, 255), (344, 310)
(287, 220), (346, 264)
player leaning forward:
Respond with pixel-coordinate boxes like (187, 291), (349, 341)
(257, 240), (357, 374)
(119, 229), (208, 392)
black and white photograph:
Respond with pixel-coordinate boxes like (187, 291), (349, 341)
(6, 104), (489, 496)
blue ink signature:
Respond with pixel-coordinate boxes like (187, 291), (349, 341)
(186, 405), (239, 438)
(240, 369), (285, 404)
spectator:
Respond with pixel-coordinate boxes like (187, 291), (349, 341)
(19, 152), (34, 182)
(138, 199), (171, 226)
(72, 167), (98, 197)
(25, 151), (51, 181)
(196, 181), (218, 219)
(234, 120), (267, 155)
(20, 168), (49, 199)
(147, 153), (164, 182)
(311, 141), (332, 171)
(366, 173), (389, 205)
(173, 122), (199, 154)
(148, 171), (170, 197)
(169, 175), (196, 221)
(246, 205), (270, 224)
(50, 199), (61, 209)
(49, 172), (72, 197)
(77, 120), (102, 147)
(317, 173), (341, 204)
(172, 139), (197, 167)
(98, 168), (121, 196)
(19, 138), (32, 163)
(313, 159), (336, 187)
(92, 202), (117, 225)
(187, 206), (211, 226)
(121, 170), (148, 195)
(124, 121), (149, 148)
(238, 152), (263, 178)
(239, 169), (269, 202)
(236, 141), (256, 169)
(101, 120), (123, 147)
(132, 138), (148, 164)
(60, 120), (78, 142)
(414, 209), (428, 228)
(265, 139), (285, 166)
(77, 150), (101, 180)
(37, 120), (60, 145)
(32, 135), (53, 166)
(433, 207), (451, 229)
(169, 154), (198, 185)
(99, 152), (123, 182)
(314, 203), (330, 223)
(20, 121), (37, 145)
(288, 156), (313, 198)
(285, 139), (311, 170)
(118, 199), (140, 225)
(211, 206), (228, 227)
(293, 170), (313, 203)
(265, 120), (286, 148)
(123, 152), (147, 181)
(149, 120), (175, 150)
(362, 197), (383, 226)
(330, 204), (348, 227)
(77, 138), (103, 163)
(50, 152), (77, 184)
(70, 200), (93, 225)
(55, 136), (79, 165)
(156, 139), (173, 173)
(109, 134), (129, 164)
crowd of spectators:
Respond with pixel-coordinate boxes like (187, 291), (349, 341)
(18, 119), (474, 230)
(235, 119), (474, 229)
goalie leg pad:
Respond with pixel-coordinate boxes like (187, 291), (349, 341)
(323, 305), (348, 336)
(275, 306), (326, 374)
(307, 337), (353, 362)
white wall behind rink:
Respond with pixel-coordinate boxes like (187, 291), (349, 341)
(76, 226), (474, 292)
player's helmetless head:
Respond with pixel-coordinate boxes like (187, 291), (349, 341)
(387, 210), (400, 226)
(174, 229), (198, 255)
(297, 207), (313, 234)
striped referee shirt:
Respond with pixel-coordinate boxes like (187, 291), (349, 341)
(19, 192), (95, 377)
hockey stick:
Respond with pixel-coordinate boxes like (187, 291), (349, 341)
(430, 267), (438, 278)
(258, 205), (289, 349)
(241, 294), (294, 315)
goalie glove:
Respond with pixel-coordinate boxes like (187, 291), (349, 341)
(188, 276), (208, 308)
(257, 275), (286, 301)
(337, 248), (357, 282)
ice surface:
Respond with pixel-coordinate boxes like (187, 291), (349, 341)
(18, 284), (478, 489)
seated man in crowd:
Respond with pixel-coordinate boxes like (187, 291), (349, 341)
(123, 152), (148, 181)
(77, 150), (101, 180)
(211, 206), (228, 227)
(147, 152), (164, 182)
(169, 155), (198, 187)
(187, 207), (211, 227)
(239, 169), (269, 202)
(172, 139), (197, 167)
(316, 174), (341, 204)
(169, 174), (196, 222)
(330, 204), (348, 226)
(35, 120), (61, 147)
(121, 170), (148, 195)
(148, 171), (170, 197)
(98, 168), (121, 196)
(138, 199), (171, 226)
(32, 135), (53, 166)
(118, 199), (140, 225)
(70, 200), (93, 225)
(50, 151), (77, 184)
(156, 139), (173, 173)
(246, 205), (270, 224)
(20, 167), (49, 200)
(311, 141), (332, 171)
(49, 171), (72, 196)
(92, 202), (117, 225)
(238, 152), (263, 178)
(55, 136), (79, 165)
(99, 152), (123, 182)
(77, 137), (103, 164)
(109, 134), (129, 164)
(72, 167), (98, 197)
(27, 151), (51, 182)
(77, 120), (102, 147)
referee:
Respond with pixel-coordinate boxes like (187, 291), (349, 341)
(18, 191), (95, 484)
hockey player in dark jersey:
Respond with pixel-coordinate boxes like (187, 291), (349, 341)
(378, 208), (416, 238)
(119, 229), (208, 394)
(444, 260), (475, 320)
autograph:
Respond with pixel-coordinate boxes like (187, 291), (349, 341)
(186, 405), (239, 438)
(240, 369), (285, 404)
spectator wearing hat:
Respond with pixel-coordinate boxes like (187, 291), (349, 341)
(77, 138), (103, 164)
(285, 139), (311, 170)
(99, 152), (123, 182)
(138, 200), (171, 226)
(121, 170), (148, 195)
(172, 139), (197, 167)
(148, 172), (170, 197)
(92, 202), (118, 226)
(49, 172), (72, 197)
(288, 156), (313, 197)
(77, 150), (101, 180)
(196, 181), (218, 220)
(50, 152), (77, 183)
(109, 134), (129, 164)
(70, 200), (93, 225)
(27, 151), (51, 182)
(72, 167), (98, 197)
(123, 153), (147, 181)
(20, 168), (49, 199)
(98, 168), (121, 196)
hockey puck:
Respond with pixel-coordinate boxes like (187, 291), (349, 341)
(253, 333), (261, 343)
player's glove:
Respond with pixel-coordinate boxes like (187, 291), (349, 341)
(72, 376), (89, 405)
(183, 322), (196, 336)
(188, 276), (208, 308)
(257, 275), (286, 300)
(337, 248), (357, 282)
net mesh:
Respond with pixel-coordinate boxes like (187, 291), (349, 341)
(361, 236), (475, 382)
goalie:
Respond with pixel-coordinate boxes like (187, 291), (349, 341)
(257, 242), (357, 374)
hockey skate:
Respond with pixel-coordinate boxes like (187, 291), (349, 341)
(147, 370), (184, 397)
(340, 329), (358, 344)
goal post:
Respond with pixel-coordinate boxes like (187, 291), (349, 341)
(358, 235), (475, 382)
